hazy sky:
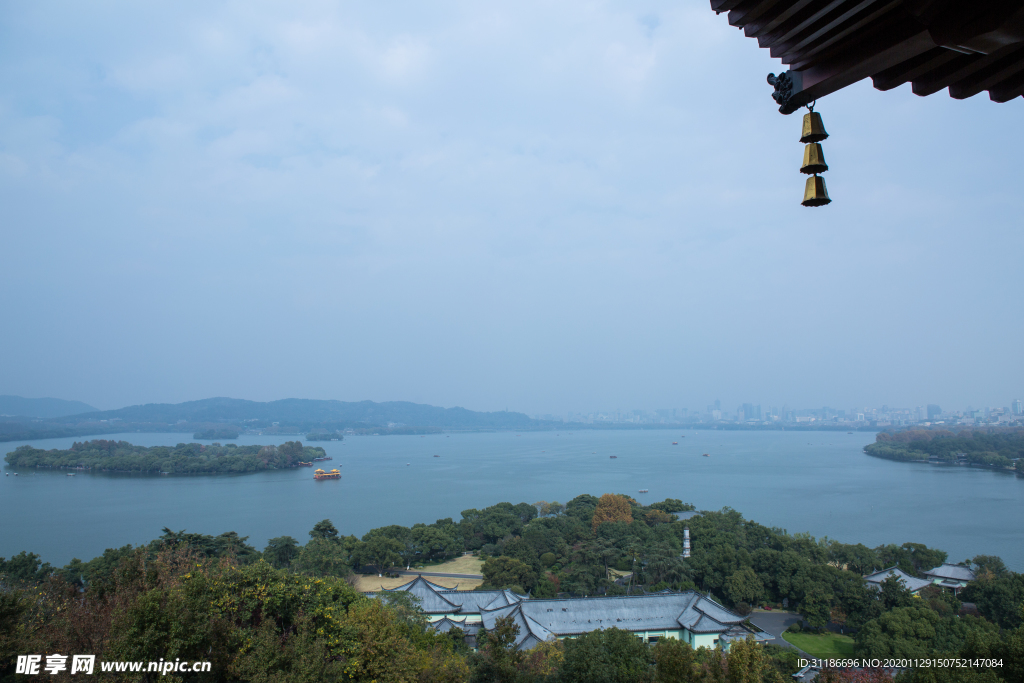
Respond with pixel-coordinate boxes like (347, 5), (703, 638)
(1, 1), (1022, 415)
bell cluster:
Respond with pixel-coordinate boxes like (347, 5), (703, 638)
(799, 111), (830, 207)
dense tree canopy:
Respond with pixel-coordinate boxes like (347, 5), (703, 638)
(2, 493), (1023, 682)
(866, 429), (1024, 470)
(4, 439), (327, 474)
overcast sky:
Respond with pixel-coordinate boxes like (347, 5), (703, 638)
(1, 1), (1021, 415)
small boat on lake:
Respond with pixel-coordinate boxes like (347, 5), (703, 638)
(433, 454), (440, 457)
(638, 489), (649, 493)
(66, 473), (76, 477)
(672, 442), (678, 445)
(702, 453), (710, 457)
(609, 455), (617, 459)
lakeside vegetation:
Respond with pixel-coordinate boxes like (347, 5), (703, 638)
(306, 431), (345, 441)
(193, 427), (240, 440)
(2, 494), (1023, 682)
(3, 439), (326, 474)
(865, 429), (1024, 473)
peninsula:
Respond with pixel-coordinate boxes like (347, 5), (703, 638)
(864, 428), (1024, 474)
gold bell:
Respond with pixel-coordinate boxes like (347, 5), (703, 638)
(800, 111), (828, 143)
(800, 143), (828, 174)
(802, 175), (831, 207)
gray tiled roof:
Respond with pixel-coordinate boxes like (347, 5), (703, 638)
(480, 589), (527, 611)
(924, 563), (976, 582)
(375, 578), (752, 649)
(383, 575), (462, 613)
(429, 615), (482, 635)
(480, 603), (555, 649)
(863, 567), (931, 593)
(517, 593), (745, 637)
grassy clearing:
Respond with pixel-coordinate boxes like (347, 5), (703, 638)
(782, 631), (855, 658)
(353, 574), (483, 592)
(413, 555), (484, 575)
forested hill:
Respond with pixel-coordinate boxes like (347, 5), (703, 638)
(0, 395), (97, 418)
(0, 397), (552, 442)
(864, 428), (1024, 473)
(55, 397), (542, 430)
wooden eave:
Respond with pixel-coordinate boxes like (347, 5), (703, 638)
(713, 0), (1024, 112)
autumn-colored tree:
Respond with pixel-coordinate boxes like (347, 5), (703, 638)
(413, 643), (472, 683)
(339, 598), (418, 683)
(723, 637), (788, 683)
(591, 494), (634, 532)
(519, 639), (565, 680)
(653, 638), (698, 683)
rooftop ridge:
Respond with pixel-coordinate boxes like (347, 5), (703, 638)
(489, 589), (700, 604)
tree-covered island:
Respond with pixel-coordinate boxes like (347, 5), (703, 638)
(3, 439), (327, 474)
(865, 429), (1024, 474)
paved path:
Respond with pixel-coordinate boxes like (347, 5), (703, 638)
(747, 611), (817, 680)
(394, 570), (484, 579)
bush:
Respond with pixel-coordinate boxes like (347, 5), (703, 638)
(735, 601), (752, 616)
(540, 552), (557, 567)
(786, 622), (802, 633)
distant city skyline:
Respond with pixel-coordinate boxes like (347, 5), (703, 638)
(534, 399), (1024, 428)
(3, 391), (1023, 430)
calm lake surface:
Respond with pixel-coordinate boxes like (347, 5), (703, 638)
(2, 430), (1022, 570)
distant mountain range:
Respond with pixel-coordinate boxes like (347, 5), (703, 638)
(0, 395), (98, 419)
(0, 396), (551, 442)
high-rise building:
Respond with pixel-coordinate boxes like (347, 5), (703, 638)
(1013, 399), (1023, 416)
(927, 404), (942, 420)
(742, 404), (762, 421)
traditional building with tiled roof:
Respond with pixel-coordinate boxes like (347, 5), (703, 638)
(862, 566), (932, 594)
(369, 575), (770, 651)
(923, 563), (976, 590)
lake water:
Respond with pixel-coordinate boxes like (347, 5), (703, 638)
(2, 430), (1022, 570)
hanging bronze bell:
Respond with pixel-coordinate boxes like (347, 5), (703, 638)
(802, 174), (831, 207)
(800, 111), (828, 143)
(800, 143), (828, 174)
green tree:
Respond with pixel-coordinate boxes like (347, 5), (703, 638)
(361, 536), (404, 575)
(879, 575), (916, 611)
(800, 586), (835, 630)
(559, 627), (653, 683)
(339, 598), (418, 683)
(855, 606), (942, 658)
(652, 638), (697, 683)
(263, 536), (301, 569)
(649, 499), (693, 514)
(725, 567), (765, 606)
(0, 551), (53, 584)
(292, 538), (351, 577)
(472, 615), (525, 683)
(309, 519), (340, 542)
(482, 556), (537, 593)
